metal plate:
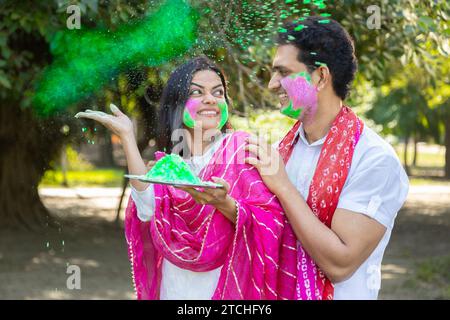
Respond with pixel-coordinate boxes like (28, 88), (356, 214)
(124, 175), (224, 189)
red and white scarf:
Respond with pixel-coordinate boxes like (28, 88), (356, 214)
(277, 106), (364, 299)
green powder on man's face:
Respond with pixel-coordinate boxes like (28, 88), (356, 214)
(146, 154), (201, 184)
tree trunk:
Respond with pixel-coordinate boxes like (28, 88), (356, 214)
(97, 126), (116, 168)
(60, 144), (68, 187)
(0, 102), (65, 230)
(412, 134), (418, 167)
(445, 115), (450, 179)
(404, 135), (410, 176)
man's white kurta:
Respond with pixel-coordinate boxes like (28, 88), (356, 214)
(280, 123), (409, 300)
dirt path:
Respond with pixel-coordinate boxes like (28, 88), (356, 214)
(379, 185), (450, 299)
(0, 186), (449, 299)
(0, 189), (135, 299)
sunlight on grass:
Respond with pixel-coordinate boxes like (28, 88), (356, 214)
(416, 255), (450, 299)
(40, 169), (124, 187)
(394, 143), (445, 168)
(39, 140), (447, 188)
(409, 177), (450, 186)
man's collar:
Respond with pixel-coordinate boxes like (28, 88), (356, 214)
(296, 123), (327, 147)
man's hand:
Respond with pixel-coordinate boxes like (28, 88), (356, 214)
(244, 135), (290, 195)
(176, 177), (237, 223)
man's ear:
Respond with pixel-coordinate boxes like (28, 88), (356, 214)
(315, 66), (330, 91)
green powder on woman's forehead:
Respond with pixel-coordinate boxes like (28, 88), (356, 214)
(146, 154), (201, 184)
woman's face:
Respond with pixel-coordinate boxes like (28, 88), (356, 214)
(183, 70), (228, 131)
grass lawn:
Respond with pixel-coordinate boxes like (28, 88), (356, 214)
(39, 170), (449, 188)
(40, 168), (125, 187)
(394, 143), (445, 168)
(39, 143), (447, 188)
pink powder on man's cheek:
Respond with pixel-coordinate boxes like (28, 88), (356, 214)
(185, 98), (201, 118)
(280, 75), (318, 117)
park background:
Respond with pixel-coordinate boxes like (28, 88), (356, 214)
(0, 0), (449, 299)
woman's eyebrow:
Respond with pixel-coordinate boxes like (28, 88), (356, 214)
(212, 84), (224, 90)
(190, 82), (204, 88)
(190, 83), (223, 90)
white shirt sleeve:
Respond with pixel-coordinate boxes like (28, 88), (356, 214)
(272, 139), (281, 149)
(337, 152), (409, 229)
(130, 184), (155, 222)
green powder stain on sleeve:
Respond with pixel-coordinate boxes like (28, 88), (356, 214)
(146, 154), (201, 184)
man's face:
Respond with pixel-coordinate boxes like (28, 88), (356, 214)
(268, 45), (310, 109)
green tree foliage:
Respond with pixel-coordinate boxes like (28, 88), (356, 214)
(1, 0), (449, 228)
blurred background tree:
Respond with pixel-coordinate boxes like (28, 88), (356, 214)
(0, 0), (448, 229)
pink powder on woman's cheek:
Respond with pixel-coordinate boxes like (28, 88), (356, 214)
(280, 75), (318, 121)
(185, 98), (201, 118)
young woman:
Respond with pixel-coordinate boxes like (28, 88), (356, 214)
(75, 57), (324, 300)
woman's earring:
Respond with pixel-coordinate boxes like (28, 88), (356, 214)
(316, 83), (323, 92)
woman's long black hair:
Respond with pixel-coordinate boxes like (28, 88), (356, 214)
(156, 56), (232, 155)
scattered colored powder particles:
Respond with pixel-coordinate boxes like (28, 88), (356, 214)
(33, 0), (198, 117)
(318, 19), (330, 24)
(294, 25), (307, 31)
(145, 154), (201, 184)
(313, 0), (327, 9)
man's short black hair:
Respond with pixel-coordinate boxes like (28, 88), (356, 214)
(277, 16), (357, 100)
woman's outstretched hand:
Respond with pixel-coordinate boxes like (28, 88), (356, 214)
(75, 103), (134, 139)
(75, 103), (150, 191)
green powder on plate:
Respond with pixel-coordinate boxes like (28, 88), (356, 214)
(145, 154), (201, 184)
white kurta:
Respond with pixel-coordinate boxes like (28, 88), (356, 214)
(279, 123), (409, 300)
(130, 135), (227, 300)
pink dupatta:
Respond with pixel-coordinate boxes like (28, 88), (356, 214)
(125, 132), (332, 300)
(125, 131), (296, 299)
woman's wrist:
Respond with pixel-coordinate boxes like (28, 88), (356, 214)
(120, 131), (137, 147)
(215, 195), (237, 224)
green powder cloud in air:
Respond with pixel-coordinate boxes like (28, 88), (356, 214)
(33, 0), (198, 116)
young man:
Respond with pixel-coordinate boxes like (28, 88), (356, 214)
(245, 16), (409, 299)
